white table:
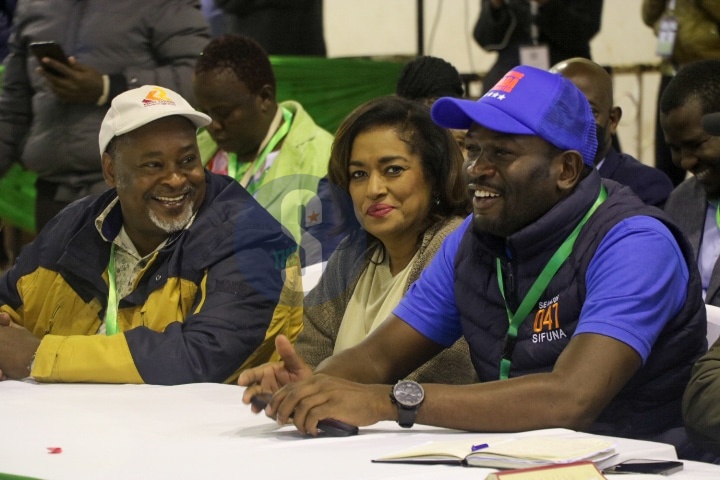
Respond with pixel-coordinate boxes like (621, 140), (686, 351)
(0, 381), (718, 479)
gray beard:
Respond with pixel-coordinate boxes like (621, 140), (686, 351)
(147, 200), (195, 233)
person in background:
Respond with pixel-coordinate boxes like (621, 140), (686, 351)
(552, 57), (673, 208)
(681, 107), (720, 457)
(0, 0), (17, 269)
(297, 96), (476, 385)
(395, 56), (465, 104)
(0, 85), (299, 384)
(216, 0), (326, 56)
(473, 0), (603, 93)
(0, 0), (210, 233)
(661, 59), (720, 306)
(395, 55), (468, 162)
(642, 0), (720, 187)
(193, 35), (337, 265)
(0, 0), (16, 61)
(201, 0), (226, 38)
(239, 65), (709, 461)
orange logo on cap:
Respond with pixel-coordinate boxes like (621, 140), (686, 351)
(142, 87), (176, 107)
(492, 71), (525, 93)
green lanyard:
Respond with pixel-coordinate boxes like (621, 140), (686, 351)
(496, 186), (607, 380)
(227, 107), (293, 194)
(104, 243), (120, 336)
(715, 202), (720, 229)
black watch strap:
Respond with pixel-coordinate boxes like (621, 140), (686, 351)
(396, 404), (418, 428)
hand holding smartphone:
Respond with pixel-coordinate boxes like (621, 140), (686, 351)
(29, 41), (70, 76)
(250, 393), (359, 437)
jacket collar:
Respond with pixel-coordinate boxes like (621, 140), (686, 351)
(56, 172), (228, 293)
(597, 147), (621, 178)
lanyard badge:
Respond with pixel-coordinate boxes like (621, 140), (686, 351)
(496, 186), (607, 380)
(105, 243), (120, 336)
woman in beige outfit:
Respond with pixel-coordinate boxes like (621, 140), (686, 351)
(296, 96), (477, 385)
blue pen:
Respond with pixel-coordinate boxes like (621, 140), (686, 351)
(471, 443), (489, 452)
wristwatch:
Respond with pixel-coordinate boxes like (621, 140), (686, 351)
(390, 380), (425, 428)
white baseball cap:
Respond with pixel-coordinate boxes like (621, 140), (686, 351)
(98, 85), (211, 156)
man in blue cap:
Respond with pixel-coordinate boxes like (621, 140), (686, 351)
(239, 66), (706, 457)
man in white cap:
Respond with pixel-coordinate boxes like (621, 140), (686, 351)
(0, 85), (301, 384)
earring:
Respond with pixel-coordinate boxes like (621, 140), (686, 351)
(434, 196), (440, 206)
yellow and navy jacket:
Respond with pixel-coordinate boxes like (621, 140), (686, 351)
(0, 172), (301, 384)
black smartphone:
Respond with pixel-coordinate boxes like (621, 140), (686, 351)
(603, 459), (684, 475)
(250, 393), (359, 437)
(29, 41), (70, 76)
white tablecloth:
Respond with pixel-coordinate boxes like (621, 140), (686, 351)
(0, 381), (717, 479)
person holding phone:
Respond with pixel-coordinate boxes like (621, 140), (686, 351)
(0, 0), (210, 236)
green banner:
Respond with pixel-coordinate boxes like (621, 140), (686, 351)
(0, 472), (46, 480)
(0, 65), (37, 232)
(271, 55), (404, 134)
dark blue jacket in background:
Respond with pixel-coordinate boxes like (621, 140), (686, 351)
(599, 147), (674, 209)
(0, 0), (17, 61)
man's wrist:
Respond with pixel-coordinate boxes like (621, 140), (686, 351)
(375, 385), (400, 422)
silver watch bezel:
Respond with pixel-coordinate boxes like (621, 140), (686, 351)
(392, 380), (425, 408)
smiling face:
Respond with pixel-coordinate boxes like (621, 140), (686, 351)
(465, 124), (573, 238)
(193, 68), (273, 160)
(102, 116), (206, 255)
(347, 126), (432, 248)
(661, 97), (720, 197)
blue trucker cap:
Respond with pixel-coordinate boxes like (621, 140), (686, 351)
(431, 65), (597, 166)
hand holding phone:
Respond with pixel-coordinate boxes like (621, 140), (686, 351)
(250, 393), (359, 437)
(29, 41), (70, 76)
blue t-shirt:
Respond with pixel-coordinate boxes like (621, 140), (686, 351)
(393, 215), (689, 363)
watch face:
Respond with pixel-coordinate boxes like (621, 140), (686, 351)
(393, 381), (424, 407)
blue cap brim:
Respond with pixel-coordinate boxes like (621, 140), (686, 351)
(431, 96), (535, 136)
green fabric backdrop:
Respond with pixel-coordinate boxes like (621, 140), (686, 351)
(0, 65), (37, 232)
(0, 57), (404, 233)
(271, 56), (403, 134)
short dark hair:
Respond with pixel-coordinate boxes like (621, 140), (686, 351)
(328, 95), (467, 245)
(195, 34), (276, 95)
(660, 59), (720, 115)
(396, 56), (464, 103)
(105, 134), (129, 158)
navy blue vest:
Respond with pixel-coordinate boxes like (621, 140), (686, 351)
(454, 170), (706, 438)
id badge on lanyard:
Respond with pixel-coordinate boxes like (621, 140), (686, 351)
(520, 1), (550, 70)
(656, 0), (678, 59)
(656, 16), (678, 58)
(520, 44), (550, 70)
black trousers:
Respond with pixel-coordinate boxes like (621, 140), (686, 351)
(34, 179), (71, 233)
